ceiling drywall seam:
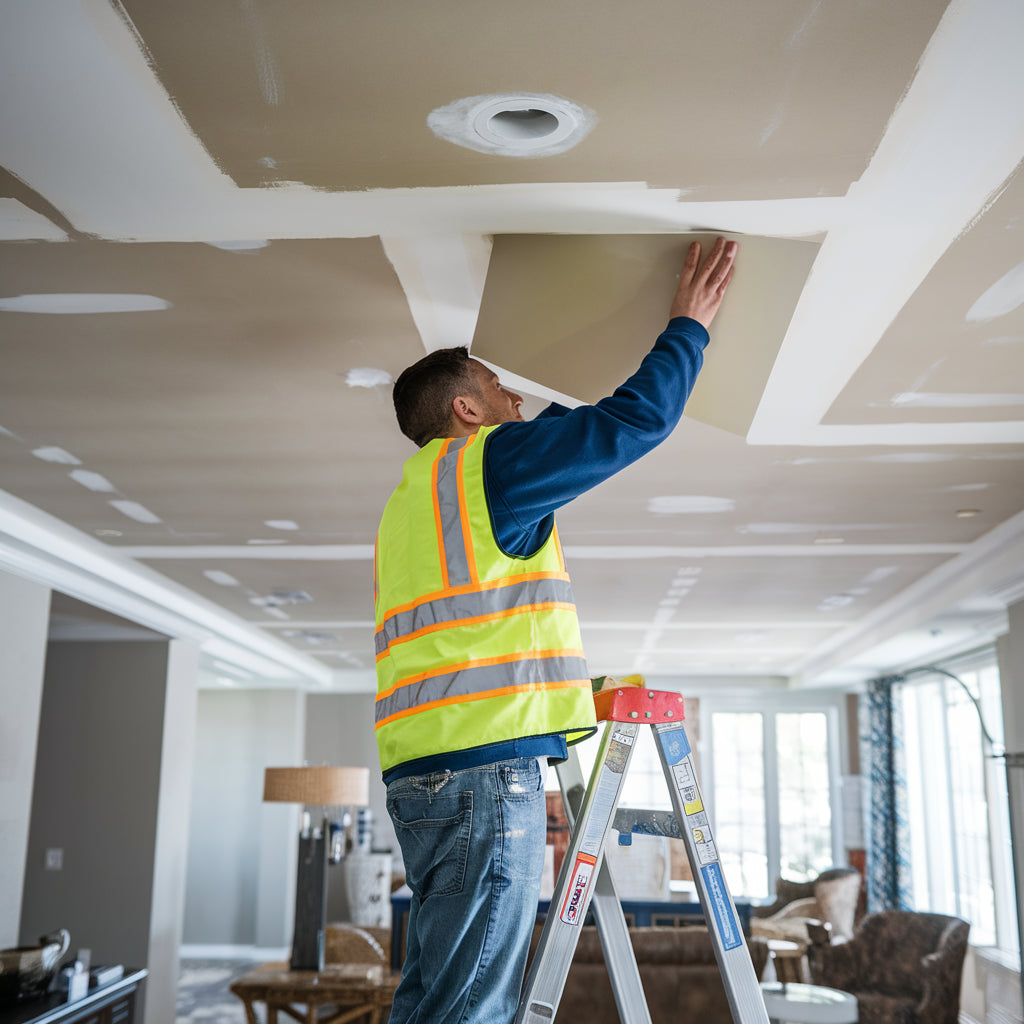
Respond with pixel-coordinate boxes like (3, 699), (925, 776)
(749, 0), (1024, 448)
(0, 489), (333, 686)
(0, 200), (67, 241)
(0, 0), (239, 238)
(788, 507), (1024, 686)
(380, 235), (492, 352)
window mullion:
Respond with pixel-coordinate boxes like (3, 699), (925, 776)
(764, 711), (781, 889)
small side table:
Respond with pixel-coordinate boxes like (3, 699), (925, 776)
(766, 939), (806, 984)
(230, 962), (399, 1024)
(760, 981), (858, 1024)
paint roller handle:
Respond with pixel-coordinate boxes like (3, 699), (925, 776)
(668, 237), (738, 329)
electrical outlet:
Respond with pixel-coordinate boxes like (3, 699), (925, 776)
(44, 848), (63, 870)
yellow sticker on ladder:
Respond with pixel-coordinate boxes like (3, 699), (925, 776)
(682, 784), (703, 816)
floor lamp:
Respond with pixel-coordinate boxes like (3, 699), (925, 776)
(263, 765), (370, 971)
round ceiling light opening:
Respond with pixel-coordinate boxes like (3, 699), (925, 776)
(472, 97), (577, 151)
(428, 93), (596, 158)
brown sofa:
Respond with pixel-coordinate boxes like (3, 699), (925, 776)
(527, 925), (768, 1024)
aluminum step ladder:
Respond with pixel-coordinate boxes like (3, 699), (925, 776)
(516, 686), (770, 1024)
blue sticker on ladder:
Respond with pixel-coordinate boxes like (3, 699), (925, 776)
(700, 863), (742, 950)
(655, 725), (690, 766)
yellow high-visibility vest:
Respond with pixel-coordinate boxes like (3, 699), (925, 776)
(374, 426), (597, 773)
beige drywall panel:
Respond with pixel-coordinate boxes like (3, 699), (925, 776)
(120, 0), (947, 197)
(0, 238), (419, 545)
(472, 233), (820, 436)
(825, 166), (1024, 425)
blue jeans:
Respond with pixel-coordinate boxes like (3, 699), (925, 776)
(386, 757), (547, 1024)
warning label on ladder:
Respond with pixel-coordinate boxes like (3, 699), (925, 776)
(559, 852), (597, 926)
(701, 862), (742, 950)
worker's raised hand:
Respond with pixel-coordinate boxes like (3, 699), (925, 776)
(668, 237), (738, 329)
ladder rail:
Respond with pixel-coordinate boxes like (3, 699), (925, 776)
(555, 746), (652, 1024)
(516, 720), (648, 1024)
(652, 720), (769, 1024)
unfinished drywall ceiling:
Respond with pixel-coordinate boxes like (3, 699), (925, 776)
(118, 0), (948, 197)
(471, 233), (819, 436)
(2, 0), (1024, 688)
(825, 165), (1024, 425)
(0, 237), (420, 542)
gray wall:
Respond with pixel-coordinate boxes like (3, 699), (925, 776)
(0, 571), (51, 947)
(305, 693), (396, 923)
(305, 693), (394, 856)
(182, 689), (304, 947)
(20, 641), (169, 959)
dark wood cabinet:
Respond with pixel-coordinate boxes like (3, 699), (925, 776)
(0, 971), (145, 1024)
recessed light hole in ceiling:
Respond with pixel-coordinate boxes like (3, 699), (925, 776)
(486, 109), (560, 142)
(428, 93), (595, 158)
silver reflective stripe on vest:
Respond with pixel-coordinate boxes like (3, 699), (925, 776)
(375, 654), (589, 723)
(435, 436), (472, 586)
(375, 576), (576, 656)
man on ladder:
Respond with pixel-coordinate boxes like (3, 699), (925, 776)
(374, 238), (738, 1024)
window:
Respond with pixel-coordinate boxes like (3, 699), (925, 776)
(712, 712), (768, 897)
(901, 655), (1018, 952)
(702, 693), (844, 900)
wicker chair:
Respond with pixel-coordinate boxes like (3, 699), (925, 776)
(807, 910), (969, 1024)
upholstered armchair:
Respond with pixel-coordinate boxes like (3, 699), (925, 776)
(807, 910), (970, 1024)
(751, 867), (862, 945)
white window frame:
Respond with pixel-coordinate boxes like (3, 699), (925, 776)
(899, 647), (1018, 954)
(699, 689), (847, 897)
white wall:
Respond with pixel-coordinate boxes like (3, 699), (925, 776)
(182, 689), (305, 948)
(0, 570), (50, 947)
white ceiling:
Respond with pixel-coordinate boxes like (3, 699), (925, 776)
(1, 0), (1023, 694)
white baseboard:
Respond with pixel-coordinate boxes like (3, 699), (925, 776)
(180, 944), (288, 961)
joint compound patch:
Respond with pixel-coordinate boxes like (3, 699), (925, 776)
(656, 723), (690, 765)
(701, 863), (741, 950)
(560, 853), (597, 926)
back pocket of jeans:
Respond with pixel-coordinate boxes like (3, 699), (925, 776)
(388, 790), (472, 898)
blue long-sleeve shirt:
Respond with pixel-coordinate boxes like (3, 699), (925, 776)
(382, 316), (709, 783)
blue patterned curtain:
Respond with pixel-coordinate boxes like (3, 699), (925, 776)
(861, 676), (912, 911)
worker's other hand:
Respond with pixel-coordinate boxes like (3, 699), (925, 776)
(668, 237), (738, 329)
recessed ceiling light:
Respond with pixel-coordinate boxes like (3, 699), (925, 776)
(264, 520), (299, 531)
(204, 570), (241, 587)
(32, 446), (81, 465)
(0, 293), (170, 314)
(109, 500), (162, 524)
(955, 508), (982, 518)
(206, 240), (268, 253)
(69, 469), (116, 493)
(428, 92), (596, 158)
(813, 536), (845, 545)
(346, 368), (393, 389)
(95, 528), (122, 537)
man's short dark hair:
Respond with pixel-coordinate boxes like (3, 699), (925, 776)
(393, 346), (480, 447)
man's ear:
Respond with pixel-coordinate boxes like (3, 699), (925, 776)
(451, 392), (485, 427)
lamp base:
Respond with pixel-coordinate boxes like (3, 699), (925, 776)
(290, 821), (328, 971)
